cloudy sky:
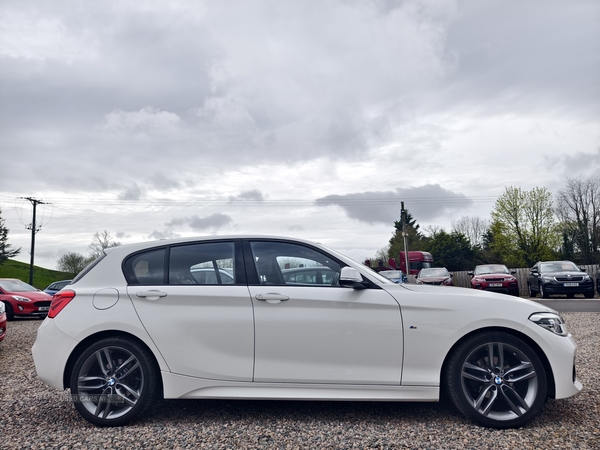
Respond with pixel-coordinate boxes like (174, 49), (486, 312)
(1, 0), (599, 270)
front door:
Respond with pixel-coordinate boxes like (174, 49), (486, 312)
(246, 240), (403, 385)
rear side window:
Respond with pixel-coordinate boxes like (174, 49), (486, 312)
(169, 242), (235, 285)
(124, 249), (166, 285)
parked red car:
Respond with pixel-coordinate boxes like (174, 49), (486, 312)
(0, 301), (6, 341)
(468, 264), (519, 296)
(0, 278), (53, 320)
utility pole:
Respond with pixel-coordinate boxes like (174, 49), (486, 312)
(401, 202), (409, 276)
(21, 197), (49, 285)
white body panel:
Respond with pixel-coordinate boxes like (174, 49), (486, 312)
(126, 285), (254, 381)
(249, 285), (402, 384)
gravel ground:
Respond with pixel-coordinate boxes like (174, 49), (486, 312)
(1, 314), (599, 449)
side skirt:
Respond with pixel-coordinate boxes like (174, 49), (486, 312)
(162, 372), (439, 402)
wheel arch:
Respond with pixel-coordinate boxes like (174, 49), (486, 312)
(62, 329), (164, 399)
(440, 326), (556, 399)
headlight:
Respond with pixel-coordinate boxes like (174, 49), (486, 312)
(12, 295), (31, 302)
(541, 275), (554, 282)
(582, 274), (590, 281)
(529, 312), (568, 336)
(0, 302), (5, 314)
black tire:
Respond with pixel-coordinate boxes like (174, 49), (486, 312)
(584, 291), (594, 299)
(566, 293), (575, 299)
(445, 331), (547, 429)
(70, 336), (160, 427)
(3, 302), (14, 321)
(539, 283), (549, 299)
(527, 284), (536, 298)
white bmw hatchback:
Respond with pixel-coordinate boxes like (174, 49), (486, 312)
(33, 236), (581, 428)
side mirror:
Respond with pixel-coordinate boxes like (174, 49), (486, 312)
(467, 271), (474, 276)
(531, 268), (539, 275)
(339, 267), (367, 289)
(511, 270), (516, 275)
(580, 266), (586, 272)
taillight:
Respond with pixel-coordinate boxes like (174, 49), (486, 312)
(48, 290), (76, 318)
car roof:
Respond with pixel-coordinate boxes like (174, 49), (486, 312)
(105, 235), (325, 255)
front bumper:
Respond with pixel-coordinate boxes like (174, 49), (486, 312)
(12, 300), (51, 316)
(472, 285), (520, 296)
(0, 313), (6, 341)
(542, 282), (594, 296)
(522, 319), (582, 399)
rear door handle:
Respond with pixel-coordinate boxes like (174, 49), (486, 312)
(136, 290), (168, 300)
(255, 293), (290, 304)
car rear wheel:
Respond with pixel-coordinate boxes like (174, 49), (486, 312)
(70, 336), (160, 427)
(445, 331), (547, 429)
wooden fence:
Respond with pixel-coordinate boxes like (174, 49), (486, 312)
(407, 265), (599, 297)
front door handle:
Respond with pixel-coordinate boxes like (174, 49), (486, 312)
(255, 293), (290, 304)
(136, 290), (168, 300)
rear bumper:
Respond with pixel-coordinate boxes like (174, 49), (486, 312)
(32, 319), (79, 390)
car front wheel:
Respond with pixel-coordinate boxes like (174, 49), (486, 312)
(527, 284), (536, 298)
(539, 283), (549, 299)
(445, 331), (547, 429)
(3, 302), (14, 321)
(70, 336), (160, 427)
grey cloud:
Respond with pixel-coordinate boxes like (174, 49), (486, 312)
(228, 189), (265, 203)
(1, 0), (460, 195)
(165, 213), (233, 231)
(439, 0), (600, 120)
(148, 229), (180, 240)
(189, 213), (232, 231)
(118, 183), (144, 201)
(316, 185), (473, 225)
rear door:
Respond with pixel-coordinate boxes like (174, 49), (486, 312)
(126, 239), (254, 381)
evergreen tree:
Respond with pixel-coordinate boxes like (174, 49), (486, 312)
(0, 207), (20, 265)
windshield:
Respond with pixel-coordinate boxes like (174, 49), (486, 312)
(419, 268), (449, 278)
(474, 265), (509, 275)
(379, 271), (403, 279)
(539, 261), (580, 273)
(0, 279), (39, 292)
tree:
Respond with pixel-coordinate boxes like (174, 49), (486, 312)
(89, 230), (121, 259)
(0, 207), (20, 265)
(490, 186), (559, 267)
(451, 216), (490, 249)
(426, 230), (477, 271)
(57, 252), (91, 274)
(555, 176), (600, 264)
(387, 209), (426, 260)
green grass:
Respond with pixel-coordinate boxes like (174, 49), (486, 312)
(0, 259), (74, 290)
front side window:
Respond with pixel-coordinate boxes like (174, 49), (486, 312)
(250, 241), (341, 286)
